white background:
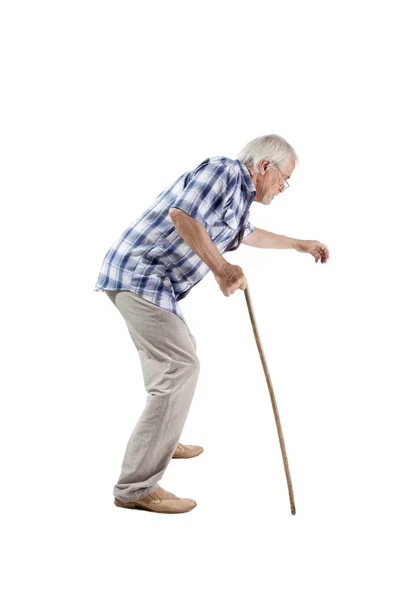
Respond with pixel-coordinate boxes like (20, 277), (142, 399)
(1, 1), (399, 598)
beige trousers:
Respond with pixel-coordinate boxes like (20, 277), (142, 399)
(104, 290), (200, 502)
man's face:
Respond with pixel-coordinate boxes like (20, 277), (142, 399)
(255, 156), (296, 205)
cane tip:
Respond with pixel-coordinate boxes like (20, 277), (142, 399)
(291, 505), (296, 515)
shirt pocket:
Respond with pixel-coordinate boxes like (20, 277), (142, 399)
(221, 207), (240, 230)
(209, 208), (240, 245)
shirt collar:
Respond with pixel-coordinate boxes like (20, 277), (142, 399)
(236, 159), (256, 199)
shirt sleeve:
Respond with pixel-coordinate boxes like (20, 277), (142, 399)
(223, 214), (255, 253)
(243, 219), (255, 238)
(169, 160), (239, 233)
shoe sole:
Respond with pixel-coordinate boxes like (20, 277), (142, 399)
(172, 448), (204, 459)
(114, 497), (196, 514)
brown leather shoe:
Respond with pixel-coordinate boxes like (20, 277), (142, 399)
(172, 442), (204, 459)
(114, 486), (197, 514)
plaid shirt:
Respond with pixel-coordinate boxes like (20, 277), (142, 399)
(93, 156), (256, 324)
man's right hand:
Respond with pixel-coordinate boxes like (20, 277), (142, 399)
(213, 262), (248, 297)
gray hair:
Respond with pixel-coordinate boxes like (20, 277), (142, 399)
(237, 134), (299, 173)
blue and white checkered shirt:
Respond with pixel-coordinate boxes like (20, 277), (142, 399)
(93, 156), (256, 324)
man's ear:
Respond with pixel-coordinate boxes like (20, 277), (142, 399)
(261, 159), (271, 174)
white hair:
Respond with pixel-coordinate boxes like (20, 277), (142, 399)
(237, 134), (299, 173)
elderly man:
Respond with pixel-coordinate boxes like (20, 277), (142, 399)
(93, 133), (329, 514)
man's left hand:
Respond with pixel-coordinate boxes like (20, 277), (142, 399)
(295, 239), (329, 263)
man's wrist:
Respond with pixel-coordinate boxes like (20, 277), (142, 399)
(212, 258), (230, 277)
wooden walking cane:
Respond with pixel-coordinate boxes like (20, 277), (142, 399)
(243, 284), (296, 516)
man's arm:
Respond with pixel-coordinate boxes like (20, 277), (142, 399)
(243, 227), (330, 263)
(242, 226), (299, 249)
(169, 207), (228, 274)
(169, 208), (247, 295)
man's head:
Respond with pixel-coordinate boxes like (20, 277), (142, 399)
(237, 134), (298, 205)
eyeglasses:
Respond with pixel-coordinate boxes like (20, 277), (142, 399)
(272, 163), (290, 191)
